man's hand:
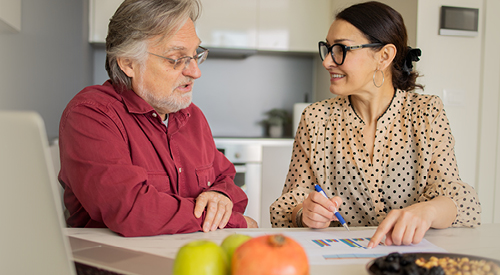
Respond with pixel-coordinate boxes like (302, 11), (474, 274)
(243, 215), (258, 228)
(194, 191), (233, 232)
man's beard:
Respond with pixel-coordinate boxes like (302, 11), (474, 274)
(136, 78), (193, 114)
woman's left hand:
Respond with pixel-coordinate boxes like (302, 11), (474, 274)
(367, 203), (432, 248)
(367, 196), (456, 248)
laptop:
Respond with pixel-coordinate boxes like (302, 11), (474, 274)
(0, 111), (76, 274)
(0, 111), (175, 275)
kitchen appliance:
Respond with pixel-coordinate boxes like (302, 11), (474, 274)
(214, 137), (294, 228)
(214, 138), (264, 223)
(293, 102), (312, 132)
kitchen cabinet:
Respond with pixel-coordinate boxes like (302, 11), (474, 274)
(89, 0), (331, 53)
(197, 0), (331, 52)
(88, 0), (122, 43)
(257, 0), (331, 52)
(196, 0), (258, 49)
(197, 0), (331, 53)
(0, 0), (21, 33)
(89, 0), (258, 47)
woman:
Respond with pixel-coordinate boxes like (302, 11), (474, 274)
(270, 1), (481, 248)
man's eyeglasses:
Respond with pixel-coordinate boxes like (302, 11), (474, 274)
(148, 46), (209, 70)
(318, 41), (383, 65)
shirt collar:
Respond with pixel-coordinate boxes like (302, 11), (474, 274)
(340, 96), (363, 128)
(343, 88), (403, 129)
(377, 89), (403, 129)
(115, 84), (156, 115)
(109, 81), (191, 122)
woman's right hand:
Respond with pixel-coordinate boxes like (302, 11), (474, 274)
(301, 191), (343, 228)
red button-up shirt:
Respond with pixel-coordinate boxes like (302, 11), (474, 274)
(59, 81), (248, 237)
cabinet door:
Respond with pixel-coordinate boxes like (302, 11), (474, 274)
(0, 0), (21, 33)
(196, 0), (258, 49)
(258, 0), (331, 52)
(89, 0), (122, 43)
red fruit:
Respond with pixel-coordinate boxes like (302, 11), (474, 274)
(231, 234), (309, 275)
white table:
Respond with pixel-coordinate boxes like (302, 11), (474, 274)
(67, 224), (500, 274)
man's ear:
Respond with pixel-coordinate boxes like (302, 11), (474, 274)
(378, 44), (397, 71)
(117, 57), (135, 78)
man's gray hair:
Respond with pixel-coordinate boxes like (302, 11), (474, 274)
(105, 0), (201, 90)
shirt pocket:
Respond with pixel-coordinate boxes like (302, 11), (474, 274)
(195, 164), (215, 190)
(147, 172), (171, 193)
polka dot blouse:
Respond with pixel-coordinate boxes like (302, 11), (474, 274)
(270, 90), (481, 228)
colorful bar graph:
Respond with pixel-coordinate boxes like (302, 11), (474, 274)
(312, 239), (331, 247)
(312, 237), (380, 249)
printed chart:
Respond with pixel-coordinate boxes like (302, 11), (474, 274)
(312, 237), (379, 248)
(312, 237), (386, 260)
(244, 229), (447, 265)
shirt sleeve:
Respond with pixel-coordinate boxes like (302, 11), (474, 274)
(417, 96), (481, 227)
(60, 103), (207, 236)
(270, 109), (316, 228)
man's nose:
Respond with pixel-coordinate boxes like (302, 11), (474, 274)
(183, 59), (202, 79)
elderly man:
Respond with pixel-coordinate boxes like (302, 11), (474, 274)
(58, 0), (257, 237)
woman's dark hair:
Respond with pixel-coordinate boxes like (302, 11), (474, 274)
(336, 1), (423, 91)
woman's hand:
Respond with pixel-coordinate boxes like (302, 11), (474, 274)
(301, 191), (343, 228)
(368, 196), (457, 248)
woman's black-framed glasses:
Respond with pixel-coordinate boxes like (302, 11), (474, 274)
(148, 46), (209, 70)
(318, 41), (383, 65)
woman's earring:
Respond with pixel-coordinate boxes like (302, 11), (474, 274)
(373, 69), (385, 88)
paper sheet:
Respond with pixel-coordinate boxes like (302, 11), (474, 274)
(240, 229), (447, 265)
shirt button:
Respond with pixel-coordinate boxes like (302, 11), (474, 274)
(207, 181), (211, 186)
(179, 168), (182, 173)
(152, 113), (157, 118)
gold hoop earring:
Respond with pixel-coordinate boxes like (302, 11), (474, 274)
(373, 69), (385, 88)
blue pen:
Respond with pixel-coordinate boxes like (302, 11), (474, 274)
(314, 184), (350, 231)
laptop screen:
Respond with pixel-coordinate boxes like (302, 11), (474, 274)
(0, 111), (76, 275)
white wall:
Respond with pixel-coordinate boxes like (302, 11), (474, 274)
(0, 0), (92, 139)
(477, 0), (500, 223)
(416, 0), (483, 209)
(408, 0), (500, 223)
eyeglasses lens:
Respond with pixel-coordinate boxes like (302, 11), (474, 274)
(196, 48), (208, 65)
(331, 45), (344, 65)
(319, 44), (344, 65)
(319, 44), (329, 61)
(175, 48), (208, 70)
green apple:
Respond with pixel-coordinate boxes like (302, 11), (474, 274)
(172, 240), (228, 275)
(220, 233), (252, 262)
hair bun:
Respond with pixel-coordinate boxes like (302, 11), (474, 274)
(402, 47), (421, 75)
